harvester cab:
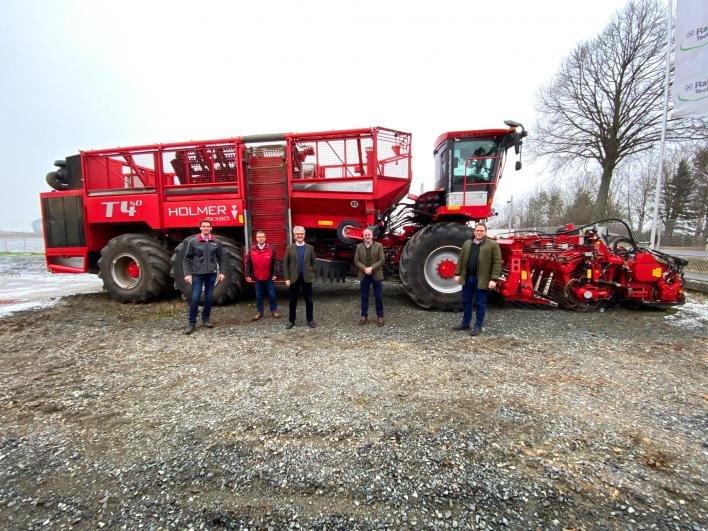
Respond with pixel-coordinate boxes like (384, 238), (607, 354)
(430, 122), (526, 222)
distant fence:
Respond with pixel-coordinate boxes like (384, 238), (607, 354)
(0, 236), (44, 253)
(653, 219), (707, 292)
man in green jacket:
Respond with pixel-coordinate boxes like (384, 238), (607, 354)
(354, 228), (386, 326)
(453, 223), (502, 336)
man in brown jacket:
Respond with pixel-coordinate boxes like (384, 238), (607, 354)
(354, 228), (386, 326)
(283, 225), (317, 329)
(453, 222), (501, 336)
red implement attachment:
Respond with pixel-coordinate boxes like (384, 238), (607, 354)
(496, 224), (686, 309)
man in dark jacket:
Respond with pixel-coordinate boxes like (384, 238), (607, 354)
(283, 225), (316, 329)
(246, 230), (281, 321)
(453, 223), (501, 336)
(182, 219), (224, 334)
(354, 228), (386, 326)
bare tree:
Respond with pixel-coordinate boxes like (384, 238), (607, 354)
(532, 0), (707, 219)
(613, 152), (656, 230)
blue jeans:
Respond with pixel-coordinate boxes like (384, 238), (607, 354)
(188, 273), (217, 324)
(254, 279), (278, 314)
(461, 275), (488, 328)
(360, 275), (384, 317)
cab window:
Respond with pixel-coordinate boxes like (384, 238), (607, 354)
(452, 139), (498, 190)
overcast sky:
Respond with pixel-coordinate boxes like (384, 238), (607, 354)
(0, 0), (634, 231)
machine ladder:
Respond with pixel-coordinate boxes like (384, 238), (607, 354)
(244, 146), (291, 277)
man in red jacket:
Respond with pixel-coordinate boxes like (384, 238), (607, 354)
(246, 231), (281, 320)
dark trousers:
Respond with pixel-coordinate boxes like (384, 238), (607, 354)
(188, 273), (217, 324)
(360, 275), (384, 317)
(461, 275), (488, 328)
(288, 276), (313, 323)
(254, 279), (278, 314)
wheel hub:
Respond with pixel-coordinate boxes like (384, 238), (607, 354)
(126, 261), (141, 278)
(436, 258), (457, 279)
(111, 253), (143, 289)
(423, 245), (463, 294)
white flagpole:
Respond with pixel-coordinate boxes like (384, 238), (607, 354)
(649, 0), (674, 249)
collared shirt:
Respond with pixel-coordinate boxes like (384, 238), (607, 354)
(198, 234), (213, 242)
(257, 243), (265, 250)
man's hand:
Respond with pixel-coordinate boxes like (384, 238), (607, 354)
(216, 273), (225, 285)
(285, 280), (291, 287)
(454, 275), (460, 283)
(246, 276), (252, 283)
(272, 275), (277, 281)
(184, 275), (192, 284)
(488, 280), (497, 290)
(364, 266), (373, 275)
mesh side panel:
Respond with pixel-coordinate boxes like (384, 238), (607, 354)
(289, 129), (411, 183)
(295, 136), (374, 178)
(376, 129), (410, 179)
(84, 152), (158, 191)
(84, 144), (241, 193)
(162, 145), (238, 187)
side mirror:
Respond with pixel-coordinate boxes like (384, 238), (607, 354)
(505, 119), (526, 171)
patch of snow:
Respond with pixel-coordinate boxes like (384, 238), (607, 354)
(0, 255), (103, 318)
(664, 300), (708, 330)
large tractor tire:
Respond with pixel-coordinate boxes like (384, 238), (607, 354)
(170, 235), (245, 306)
(98, 234), (171, 303)
(399, 222), (472, 310)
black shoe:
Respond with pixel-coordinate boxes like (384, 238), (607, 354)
(286, 322), (295, 329)
(184, 324), (196, 335)
(308, 321), (316, 328)
(452, 324), (470, 331)
(470, 326), (482, 336)
(202, 320), (214, 329)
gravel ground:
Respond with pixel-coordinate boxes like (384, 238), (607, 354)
(0, 282), (706, 530)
